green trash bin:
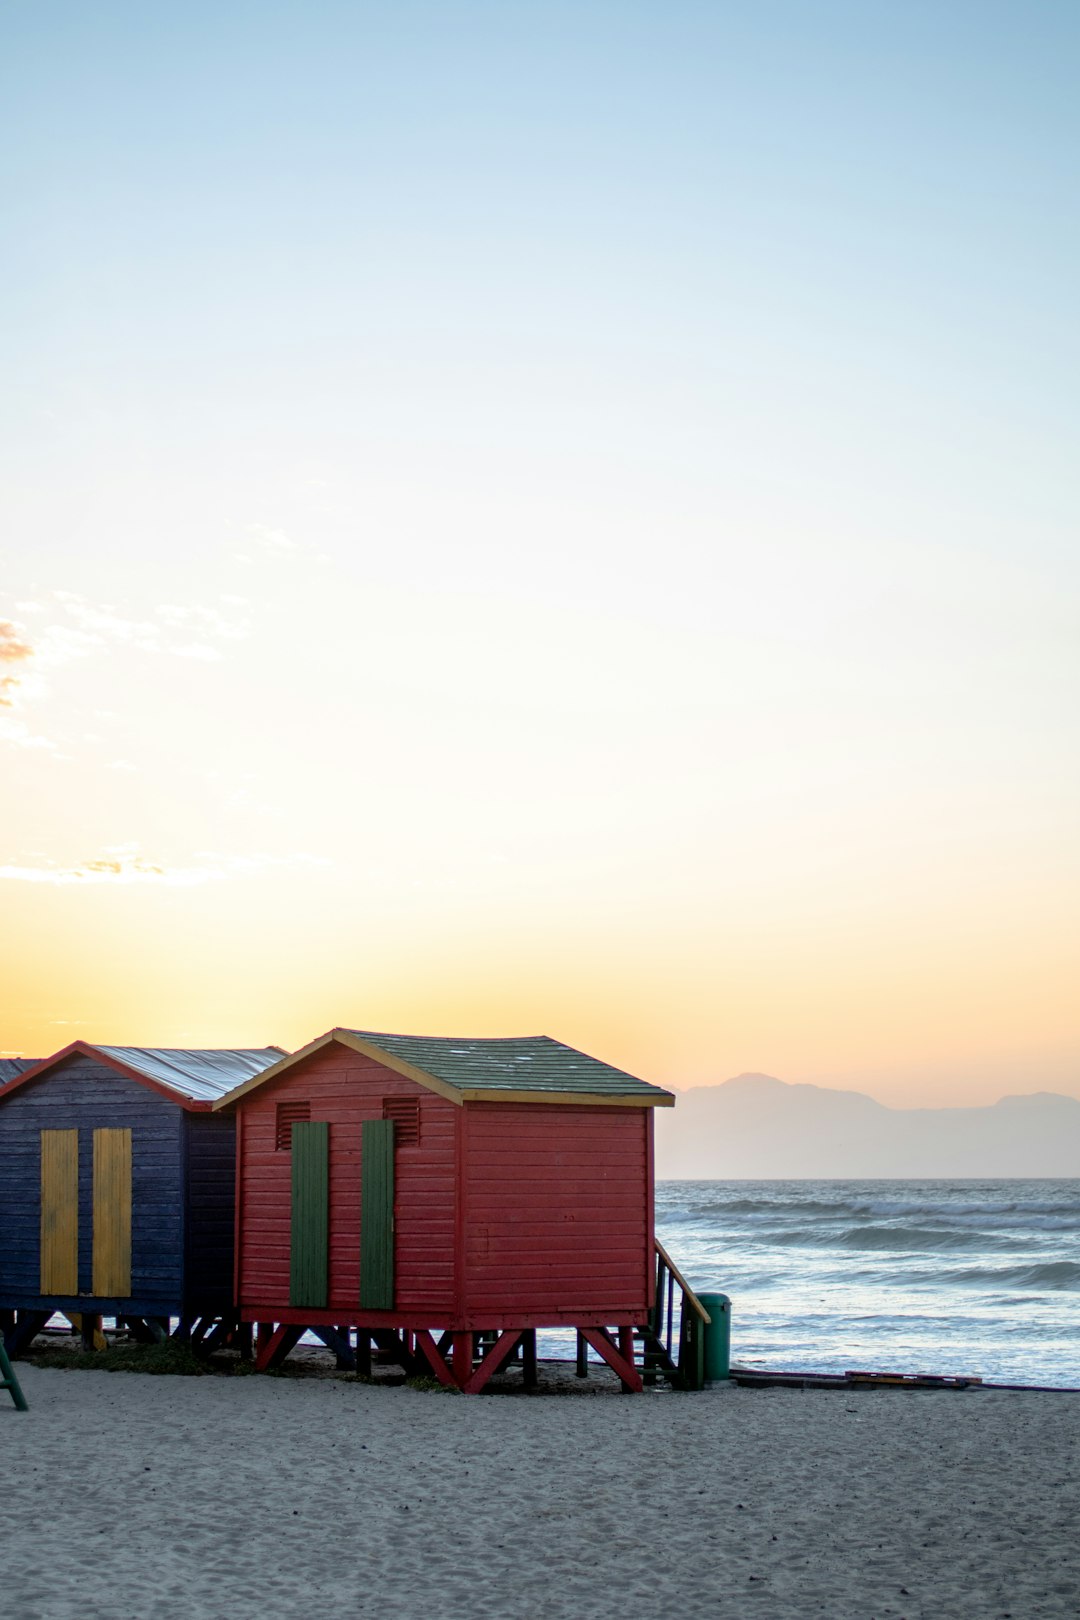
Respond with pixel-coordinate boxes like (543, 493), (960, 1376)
(698, 1293), (731, 1382)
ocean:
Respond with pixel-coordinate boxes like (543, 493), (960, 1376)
(655, 1178), (1080, 1387)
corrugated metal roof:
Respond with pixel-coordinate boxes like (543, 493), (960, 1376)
(0, 1058), (37, 1083)
(95, 1046), (284, 1103)
(345, 1030), (668, 1100)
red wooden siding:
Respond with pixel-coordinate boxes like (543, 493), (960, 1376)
(237, 1047), (457, 1316)
(461, 1103), (651, 1318)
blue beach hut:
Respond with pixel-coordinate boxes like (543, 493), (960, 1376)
(0, 1041), (282, 1355)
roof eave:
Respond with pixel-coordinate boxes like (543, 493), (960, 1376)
(0, 1040), (212, 1110)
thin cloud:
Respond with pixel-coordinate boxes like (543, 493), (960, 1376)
(0, 716), (59, 752)
(0, 847), (330, 886)
(0, 589), (253, 749)
(0, 621), (33, 663)
(246, 523), (296, 554)
(0, 619), (34, 707)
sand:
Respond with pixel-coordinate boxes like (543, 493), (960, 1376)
(2, 1364), (1077, 1619)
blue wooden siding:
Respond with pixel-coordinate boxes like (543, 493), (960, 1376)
(0, 1056), (185, 1315)
(183, 1111), (237, 1313)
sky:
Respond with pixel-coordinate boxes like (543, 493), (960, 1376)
(1, 2), (1077, 1107)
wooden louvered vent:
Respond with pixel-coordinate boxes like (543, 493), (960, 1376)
(382, 1097), (420, 1146)
(276, 1101), (310, 1151)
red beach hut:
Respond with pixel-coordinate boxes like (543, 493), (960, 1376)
(216, 1028), (676, 1391)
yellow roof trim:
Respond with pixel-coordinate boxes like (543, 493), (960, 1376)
(460, 1088), (674, 1108)
(332, 1032), (465, 1104)
(211, 1031), (338, 1109)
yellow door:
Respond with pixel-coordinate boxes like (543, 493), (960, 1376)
(92, 1128), (132, 1296)
(40, 1129), (79, 1294)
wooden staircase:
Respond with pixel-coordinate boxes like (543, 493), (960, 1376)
(635, 1238), (711, 1391)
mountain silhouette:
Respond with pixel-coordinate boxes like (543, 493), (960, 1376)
(655, 1074), (1080, 1178)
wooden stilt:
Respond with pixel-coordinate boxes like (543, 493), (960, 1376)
(413, 1329), (458, 1388)
(80, 1314), (103, 1352)
(451, 1331), (472, 1389)
(463, 1330), (522, 1394)
(618, 1325), (639, 1393)
(354, 1331), (372, 1378)
(199, 1316), (239, 1357)
(255, 1324), (304, 1372)
(371, 1328), (418, 1374)
(522, 1328), (538, 1389)
(310, 1325), (356, 1370)
(579, 1327), (643, 1394)
(576, 1330), (589, 1379)
(5, 1311), (49, 1358)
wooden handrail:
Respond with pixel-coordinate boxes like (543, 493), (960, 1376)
(655, 1238), (711, 1324)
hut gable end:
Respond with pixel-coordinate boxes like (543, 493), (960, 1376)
(236, 1045), (457, 1315)
(0, 1053), (185, 1311)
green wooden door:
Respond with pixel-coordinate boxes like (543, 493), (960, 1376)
(360, 1118), (394, 1310)
(290, 1120), (329, 1308)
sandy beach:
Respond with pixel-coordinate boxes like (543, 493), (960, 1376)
(3, 1364), (1077, 1619)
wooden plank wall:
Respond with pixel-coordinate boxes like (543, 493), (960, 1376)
(236, 1048), (457, 1316)
(463, 1102), (651, 1317)
(183, 1111), (237, 1315)
(0, 1055), (185, 1313)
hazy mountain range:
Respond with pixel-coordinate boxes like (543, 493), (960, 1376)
(655, 1074), (1080, 1179)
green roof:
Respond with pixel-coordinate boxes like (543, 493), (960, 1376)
(346, 1030), (671, 1103)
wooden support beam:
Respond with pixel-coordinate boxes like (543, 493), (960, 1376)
(254, 1324), (304, 1372)
(198, 1317), (239, 1358)
(371, 1328), (418, 1375)
(463, 1330), (522, 1395)
(618, 1325), (638, 1394)
(80, 1314), (104, 1352)
(6, 1311), (49, 1358)
(522, 1328), (538, 1389)
(413, 1330), (458, 1388)
(310, 1325), (356, 1370)
(576, 1330), (589, 1379)
(580, 1327), (643, 1394)
(354, 1331), (372, 1378)
(451, 1332), (472, 1388)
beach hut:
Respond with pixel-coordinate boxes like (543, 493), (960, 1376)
(0, 1041), (283, 1355)
(216, 1028), (679, 1391)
